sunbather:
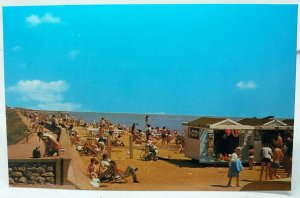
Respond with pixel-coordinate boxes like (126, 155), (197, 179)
(37, 132), (60, 157)
(87, 157), (99, 179)
(110, 160), (139, 183)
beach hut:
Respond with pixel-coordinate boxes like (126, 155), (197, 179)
(182, 117), (254, 164)
(238, 117), (294, 163)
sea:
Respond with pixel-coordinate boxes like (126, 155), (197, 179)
(71, 112), (199, 133)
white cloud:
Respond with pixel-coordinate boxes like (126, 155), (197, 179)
(236, 81), (257, 89)
(42, 13), (61, 24)
(26, 13), (61, 27)
(8, 80), (81, 111)
(8, 80), (68, 103)
(12, 46), (22, 52)
(68, 50), (80, 59)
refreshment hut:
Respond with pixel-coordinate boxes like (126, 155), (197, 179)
(237, 117), (294, 163)
(182, 117), (254, 164)
(183, 116), (294, 165)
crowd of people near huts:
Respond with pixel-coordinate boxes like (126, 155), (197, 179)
(226, 132), (293, 187)
(257, 133), (293, 181)
(13, 111), (296, 188)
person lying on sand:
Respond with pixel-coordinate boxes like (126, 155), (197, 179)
(110, 160), (139, 183)
(99, 154), (139, 183)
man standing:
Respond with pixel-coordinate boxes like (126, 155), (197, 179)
(145, 124), (151, 141)
(270, 145), (284, 179)
(277, 133), (283, 148)
(145, 115), (150, 129)
(51, 115), (57, 132)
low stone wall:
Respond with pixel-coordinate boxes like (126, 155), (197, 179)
(8, 158), (70, 186)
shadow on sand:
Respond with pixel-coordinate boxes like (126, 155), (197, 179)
(163, 158), (230, 168)
(240, 179), (291, 191)
(162, 158), (204, 168)
(241, 179), (259, 183)
(210, 184), (230, 188)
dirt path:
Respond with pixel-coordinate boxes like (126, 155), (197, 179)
(8, 111), (45, 159)
(8, 111), (90, 189)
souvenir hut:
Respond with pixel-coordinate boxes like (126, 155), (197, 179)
(182, 117), (254, 164)
(238, 117), (294, 163)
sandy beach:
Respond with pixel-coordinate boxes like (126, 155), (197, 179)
(7, 109), (291, 191)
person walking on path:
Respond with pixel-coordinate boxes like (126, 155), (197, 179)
(51, 115), (57, 132)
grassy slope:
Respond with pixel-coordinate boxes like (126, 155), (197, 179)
(6, 108), (28, 145)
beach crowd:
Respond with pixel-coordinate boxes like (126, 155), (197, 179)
(19, 111), (293, 188)
(20, 111), (184, 186)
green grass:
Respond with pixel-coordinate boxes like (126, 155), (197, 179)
(6, 108), (28, 145)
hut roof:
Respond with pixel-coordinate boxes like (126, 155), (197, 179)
(187, 117), (224, 128)
(281, 119), (294, 126)
(237, 118), (273, 126)
(185, 116), (294, 128)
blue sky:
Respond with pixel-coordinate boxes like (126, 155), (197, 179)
(3, 4), (298, 118)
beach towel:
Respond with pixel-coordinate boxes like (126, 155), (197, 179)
(234, 159), (243, 172)
(90, 178), (100, 187)
(227, 159), (243, 178)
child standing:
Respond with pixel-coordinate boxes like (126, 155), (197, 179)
(248, 145), (255, 170)
(227, 147), (243, 187)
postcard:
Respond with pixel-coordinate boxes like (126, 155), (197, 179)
(0, 1), (298, 197)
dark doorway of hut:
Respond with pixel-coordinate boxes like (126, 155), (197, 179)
(260, 130), (287, 145)
(214, 130), (239, 161)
